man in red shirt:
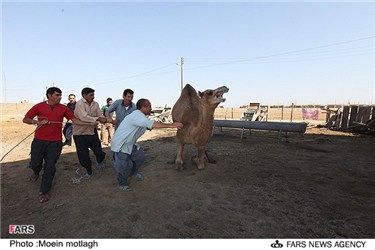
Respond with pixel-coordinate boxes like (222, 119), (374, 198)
(23, 87), (94, 203)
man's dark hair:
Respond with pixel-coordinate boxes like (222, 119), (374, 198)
(136, 98), (149, 110)
(106, 98), (113, 103)
(123, 89), (134, 97)
(81, 87), (95, 96)
(46, 87), (62, 98)
(68, 94), (76, 98)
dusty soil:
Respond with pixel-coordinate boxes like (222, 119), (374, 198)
(1, 116), (374, 238)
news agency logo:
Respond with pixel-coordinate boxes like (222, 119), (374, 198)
(9, 225), (35, 234)
(271, 240), (283, 248)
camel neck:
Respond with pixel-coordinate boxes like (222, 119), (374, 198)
(199, 103), (215, 126)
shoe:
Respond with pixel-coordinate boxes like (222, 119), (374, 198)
(118, 185), (132, 192)
(39, 193), (50, 203)
(96, 160), (105, 170)
(131, 173), (144, 181)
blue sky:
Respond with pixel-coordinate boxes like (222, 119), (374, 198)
(2, 0), (374, 107)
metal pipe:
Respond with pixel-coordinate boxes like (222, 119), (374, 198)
(214, 120), (307, 133)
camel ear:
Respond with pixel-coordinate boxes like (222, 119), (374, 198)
(198, 91), (203, 98)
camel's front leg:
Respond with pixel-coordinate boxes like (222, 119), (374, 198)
(196, 146), (206, 170)
(175, 141), (185, 170)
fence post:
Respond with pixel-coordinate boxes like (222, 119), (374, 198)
(290, 103), (294, 122)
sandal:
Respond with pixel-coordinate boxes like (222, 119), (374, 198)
(39, 193), (49, 203)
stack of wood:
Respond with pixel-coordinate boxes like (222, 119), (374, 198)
(343, 117), (375, 135)
(323, 108), (341, 130)
(324, 105), (375, 135)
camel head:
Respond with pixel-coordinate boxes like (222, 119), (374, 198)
(198, 86), (229, 108)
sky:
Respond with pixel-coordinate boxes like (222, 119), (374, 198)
(1, 0), (374, 108)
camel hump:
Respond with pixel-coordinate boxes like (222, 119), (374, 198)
(172, 83), (200, 125)
(179, 84), (197, 100)
(180, 83), (201, 100)
(183, 83), (195, 93)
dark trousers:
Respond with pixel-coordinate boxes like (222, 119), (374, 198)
(63, 123), (73, 145)
(29, 139), (62, 194)
(73, 131), (106, 175)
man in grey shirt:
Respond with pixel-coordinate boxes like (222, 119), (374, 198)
(111, 98), (183, 191)
(105, 89), (136, 130)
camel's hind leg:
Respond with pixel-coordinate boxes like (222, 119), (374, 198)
(175, 142), (185, 170)
(194, 146), (206, 170)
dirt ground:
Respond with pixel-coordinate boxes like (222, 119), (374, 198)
(1, 116), (374, 238)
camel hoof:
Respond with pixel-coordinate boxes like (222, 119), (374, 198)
(175, 159), (183, 165)
(197, 165), (205, 170)
(174, 159), (184, 170)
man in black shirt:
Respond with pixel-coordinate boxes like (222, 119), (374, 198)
(63, 94), (76, 147)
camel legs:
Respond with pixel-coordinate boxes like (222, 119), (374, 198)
(195, 146), (206, 170)
(175, 143), (212, 170)
(175, 142), (185, 170)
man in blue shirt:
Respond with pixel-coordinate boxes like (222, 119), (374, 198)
(111, 98), (183, 191)
(105, 89), (136, 130)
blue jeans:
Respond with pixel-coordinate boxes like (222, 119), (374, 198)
(113, 145), (145, 186)
(63, 123), (73, 145)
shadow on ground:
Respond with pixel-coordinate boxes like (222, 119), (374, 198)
(1, 129), (374, 238)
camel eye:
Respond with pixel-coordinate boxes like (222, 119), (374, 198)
(207, 91), (213, 96)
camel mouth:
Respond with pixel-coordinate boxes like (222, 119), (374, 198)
(217, 94), (226, 103)
(216, 87), (229, 103)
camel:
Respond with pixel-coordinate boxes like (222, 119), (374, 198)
(172, 84), (229, 170)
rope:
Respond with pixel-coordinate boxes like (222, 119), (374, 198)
(71, 168), (90, 184)
(0, 115), (93, 163)
(38, 116), (66, 124)
(0, 116), (65, 163)
(0, 124), (43, 163)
